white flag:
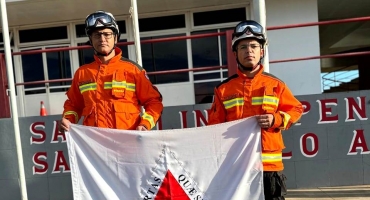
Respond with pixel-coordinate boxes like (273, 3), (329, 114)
(66, 117), (264, 200)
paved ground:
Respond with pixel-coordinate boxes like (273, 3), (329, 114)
(286, 185), (370, 200)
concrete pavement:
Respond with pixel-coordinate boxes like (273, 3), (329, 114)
(286, 185), (370, 200)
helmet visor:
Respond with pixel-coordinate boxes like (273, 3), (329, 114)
(86, 12), (115, 28)
(232, 21), (264, 38)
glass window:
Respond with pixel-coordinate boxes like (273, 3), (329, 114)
(141, 34), (189, 84)
(46, 47), (72, 93)
(0, 32), (14, 46)
(191, 29), (220, 68)
(77, 42), (94, 65)
(139, 15), (185, 32)
(75, 24), (86, 38)
(191, 28), (231, 82)
(193, 8), (246, 26)
(19, 26), (68, 43)
(77, 39), (129, 66)
(223, 71), (228, 79)
(21, 49), (46, 94)
(194, 81), (219, 104)
(194, 72), (221, 81)
(75, 20), (126, 38)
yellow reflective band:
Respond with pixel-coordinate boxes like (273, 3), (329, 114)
(261, 153), (282, 163)
(279, 111), (291, 130)
(126, 83), (135, 91)
(252, 97), (263, 105)
(252, 96), (279, 106)
(79, 83), (97, 93)
(63, 111), (78, 123)
(104, 81), (136, 91)
(263, 96), (279, 106)
(142, 113), (155, 129)
(104, 82), (112, 89)
(223, 98), (244, 109)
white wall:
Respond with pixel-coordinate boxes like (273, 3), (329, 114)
(156, 82), (195, 107)
(265, 0), (322, 95)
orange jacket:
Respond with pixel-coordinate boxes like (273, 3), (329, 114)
(62, 48), (163, 130)
(208, 65), (303, 171)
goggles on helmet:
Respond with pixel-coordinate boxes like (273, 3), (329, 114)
(85, 12), (115, 28)
(232, 20), (264, 38)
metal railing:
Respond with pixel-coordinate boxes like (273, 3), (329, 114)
(1, 16), (370, 118)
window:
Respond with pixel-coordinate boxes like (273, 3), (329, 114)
(75, 20), (127, 38)
(191, 28), (231, 81)
(193, 8), (246, 26)
(139, 15), (185, 32)
(19, 26), (68, 43)
(194, 82), (218, 104)
(46, 47), (72, 93)
(191, 27), (233, 104)
(21, 45), (73, 95)
(77, 42), (94, 65)
(142, 34), (188, 84)
(77, 39), (129, 66)
(191, 30), (220, 68)
(0, 32), (14, 46)
(21, 48), (45, 94)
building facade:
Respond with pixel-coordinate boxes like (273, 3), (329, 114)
(3, 0), (368, 117)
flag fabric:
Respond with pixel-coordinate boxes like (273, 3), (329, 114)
(66, 117), (264, 200)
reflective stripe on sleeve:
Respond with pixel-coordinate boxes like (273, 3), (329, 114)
(63, 111), (78, 123)
(223, 97), (244, 109)
(142, 112), (155, 129)
(79, 83), (97, 93)
(279, 111), (291, 130)
(261, 153), (282, 163)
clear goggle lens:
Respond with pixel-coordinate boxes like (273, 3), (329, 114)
(232, 21), (264, 38)
(86, 13), (114, 27)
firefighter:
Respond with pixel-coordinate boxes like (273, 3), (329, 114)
(207, 20), (303, 200)
(59, 10), (163, 132)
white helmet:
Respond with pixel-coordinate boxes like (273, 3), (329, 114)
(231, 20), (266, 51)
(85, 10), (120, 40)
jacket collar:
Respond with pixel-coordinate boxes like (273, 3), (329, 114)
(93, 47), (122, 64)
(237, 64), (264, 80)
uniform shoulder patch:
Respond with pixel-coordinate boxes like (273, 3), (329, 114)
(216, 74), (238, 89)
(120, 57), (144, 71)
(262, 72), (285, 83)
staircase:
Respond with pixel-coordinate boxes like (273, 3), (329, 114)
(322, 67), (359, 93)
(323, 77), (359, 93)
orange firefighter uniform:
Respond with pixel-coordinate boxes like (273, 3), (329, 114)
(208, 65), (303, 171)
(62, 47), (163, 130)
